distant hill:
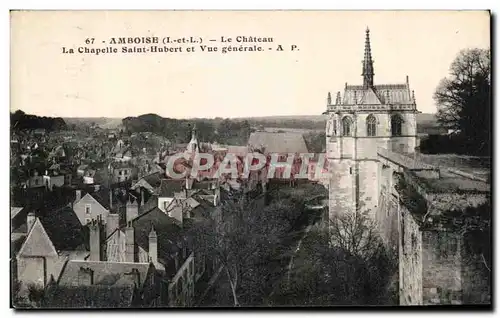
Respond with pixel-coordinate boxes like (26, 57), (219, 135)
(239, 113), (437, 123)
(63, 112), (440, 134)
(63, 117), (123, 129)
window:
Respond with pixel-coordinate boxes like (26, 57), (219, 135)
(85, 204), (91, 215)
(342, 117), (352, 136)
(332, 120), (337, 135)
(85, 218), (91, 224)
(124, 169), (128, 175)
(391, 114), (403, 136)
(366, 114), (377, 136)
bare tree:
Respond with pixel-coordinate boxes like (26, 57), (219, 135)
(190, 194), (286, 306)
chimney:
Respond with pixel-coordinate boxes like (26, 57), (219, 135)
(214, 186), (220, 206)
(106, 213), (120, 237)
(125, 221), (135, 262)
(185, 175), (192, 190)
(75, 190), (82, 202)
(148, 225), (158, 267)
(89, 218), (102, 261)
(27, 212), (36, 233)
(169, 203), (184, 225)
(174, 252), (179, 271)
(109, 188), (113, 210)
(126, 195), (139, 223)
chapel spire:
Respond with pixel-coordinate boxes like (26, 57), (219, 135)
(362, 27), (374, 89)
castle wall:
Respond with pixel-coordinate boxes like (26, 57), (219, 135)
(461, 250), (491, 304)
(421, 231), (463, 305)
(328, 159), (356, 217)
(357, 160), (378, 217)
(399, 206), (423, 305)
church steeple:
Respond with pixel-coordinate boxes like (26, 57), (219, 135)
(362, 27), (374, 89)
(186, 123), (199, 155)
(191, 123), (197, 140)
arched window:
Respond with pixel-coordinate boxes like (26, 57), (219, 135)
(391, 114), (403, 136)
(366, 114), (377, 136)
(342, 116), (352, 136)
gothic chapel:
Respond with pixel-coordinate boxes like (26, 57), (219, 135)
(325, 28), (419, 218)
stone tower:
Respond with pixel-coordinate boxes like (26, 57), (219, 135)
(325, 28), (418, 219)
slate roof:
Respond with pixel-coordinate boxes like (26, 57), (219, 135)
(189, 195), (216, 220)
(132, 208), (184, 269)
(139, 194), (159, 215)
(191, 179), (216, 190)
(86, 187), (132, 211)
(43, 285), (136, 308)
(57, 260), (151, 287)
(343, 83), (413, 105)
(35, 205), (88, 252)
(45, 260), (153, 308)
(248, 132), (309, 154)
(133, 171), (163, 190)
(17, 218), (58, 257)
(11, 207), (24, 219)
(159, 179), (185, 198)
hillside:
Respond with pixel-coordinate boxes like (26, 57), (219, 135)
(63, 117), (123, 129)
(63, 113), (439, 134)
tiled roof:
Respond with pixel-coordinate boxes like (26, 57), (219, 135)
(247, 132), (309, 154)
(57, 260), (151, 287)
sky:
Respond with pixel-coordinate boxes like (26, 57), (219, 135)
(10, 10), (490, 119)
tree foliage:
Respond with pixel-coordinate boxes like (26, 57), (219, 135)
(11, 110), (67, 132)
(434, 48), (491, 155)
(122, 114), (252, 145)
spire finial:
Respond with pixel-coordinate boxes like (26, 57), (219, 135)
(149, 222), (156, 236)
(362, 27), (374, 88)
(336, 91), (341, 105)
(327, 92), (332, 105)
(192, 123), (197, 138)
(412, 90), (416, 102)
